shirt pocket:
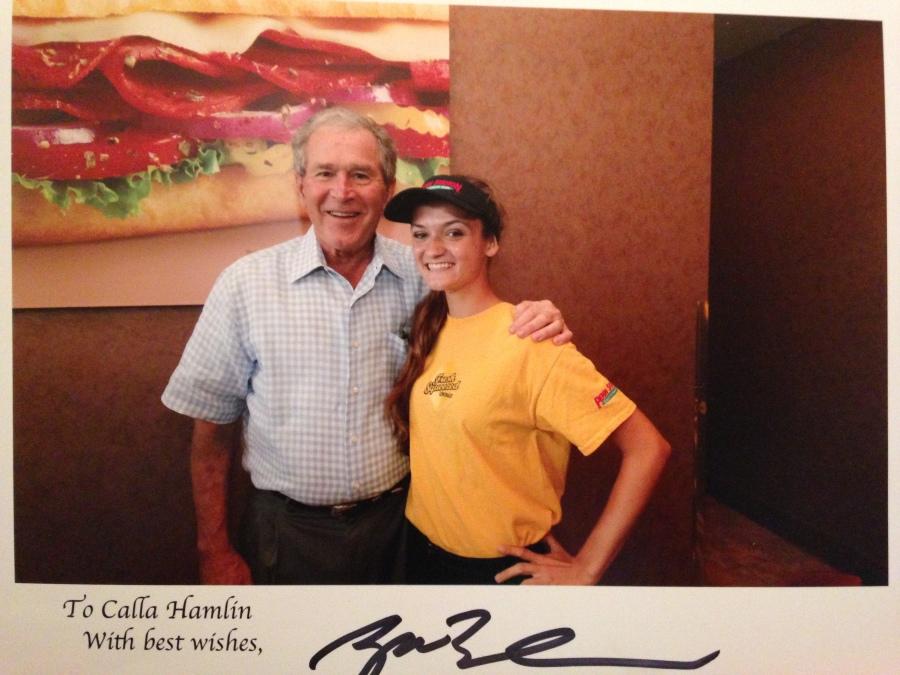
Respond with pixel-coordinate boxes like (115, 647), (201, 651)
(385, 332), (409, 374)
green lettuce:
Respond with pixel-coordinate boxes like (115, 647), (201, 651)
(12, 142), (226, 219)
(14, 147), (449, 220)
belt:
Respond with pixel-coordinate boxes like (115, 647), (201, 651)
(269, 476), (408, 518)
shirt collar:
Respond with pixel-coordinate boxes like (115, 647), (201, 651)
(288, 228), (327, 282)
(289, 228), (414, 283)
(373, 234), (415, 281)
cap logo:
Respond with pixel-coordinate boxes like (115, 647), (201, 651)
(424, 178), (463, 192)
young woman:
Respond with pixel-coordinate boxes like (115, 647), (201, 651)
(384, 176), (671, 585)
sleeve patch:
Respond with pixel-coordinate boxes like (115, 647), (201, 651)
(594, 383), (619, 408)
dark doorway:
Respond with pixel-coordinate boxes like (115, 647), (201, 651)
(706, 16), (887, 584)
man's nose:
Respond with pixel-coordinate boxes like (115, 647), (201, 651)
(329, 173), (353, 198)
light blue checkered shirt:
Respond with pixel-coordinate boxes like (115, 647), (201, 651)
(162, 230), (426, 505)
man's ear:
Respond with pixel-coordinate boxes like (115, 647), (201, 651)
(296, 172), (305, 198)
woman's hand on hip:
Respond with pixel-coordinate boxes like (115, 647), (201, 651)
(494, 534), (598, 585)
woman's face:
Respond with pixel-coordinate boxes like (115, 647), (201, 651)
(410, 202), (499, 296)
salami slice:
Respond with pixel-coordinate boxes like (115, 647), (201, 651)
(209, 43), (386, 99)
(259, 29), (385, 63)
(99, 40), (277, 118)
(13, 40), (120, 89)
(14, 76), (139, 123)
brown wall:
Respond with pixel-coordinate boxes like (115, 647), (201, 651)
(13, 8), (713, 585)
(14, 307), (202, 583)
(707, 20), (887, 583)
(451, 8), (712, 585)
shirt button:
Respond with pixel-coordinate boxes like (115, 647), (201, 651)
(350, 434), (358, 444)
(351, 386), (359, 395)
(351, 481), (362, 493)
(351, 340), (360, 349)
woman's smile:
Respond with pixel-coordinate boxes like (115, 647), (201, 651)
(410, 202), (498, 308)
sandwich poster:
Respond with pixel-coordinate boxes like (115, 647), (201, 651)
(10, 1), (450, 307)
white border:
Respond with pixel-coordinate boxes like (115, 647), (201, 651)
(2, 0), (897, 673)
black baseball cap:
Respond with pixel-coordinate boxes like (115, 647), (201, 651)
(384, 175), (497, 224)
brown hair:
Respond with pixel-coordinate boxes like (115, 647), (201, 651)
(385, 175), (505, 449)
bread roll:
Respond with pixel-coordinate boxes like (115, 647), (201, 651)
(12, 166), (302, 245)
(12, 165), (423, 245)
(12, 0), (449, 20)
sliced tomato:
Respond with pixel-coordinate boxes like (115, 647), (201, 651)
(383, 124), (449, 159)
(12, 123), (196, 180)
(410, 60), (450, 93)
(12, 40), (120, 89)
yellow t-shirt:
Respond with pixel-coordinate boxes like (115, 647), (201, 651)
(405, 302), (636, 558)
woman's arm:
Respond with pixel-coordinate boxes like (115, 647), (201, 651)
(494, 408), (671, 585)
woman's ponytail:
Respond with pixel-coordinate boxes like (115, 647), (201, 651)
(385, 291), (448, 450)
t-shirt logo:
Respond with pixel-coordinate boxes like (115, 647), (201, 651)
(594, 382), (619, 408)
(423, 372), (461, 399)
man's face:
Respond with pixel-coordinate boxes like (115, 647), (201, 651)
(298, 125), (395, 255)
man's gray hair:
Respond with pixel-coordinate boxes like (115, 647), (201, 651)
(292, 107), (398, 184)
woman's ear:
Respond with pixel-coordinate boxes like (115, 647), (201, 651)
(485, 237), (500, 258)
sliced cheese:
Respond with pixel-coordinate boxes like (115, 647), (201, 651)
(12, 11), (448, 61)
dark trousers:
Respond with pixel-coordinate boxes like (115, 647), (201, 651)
(406, 521), (549, 585)
(239, 485), (408, 584)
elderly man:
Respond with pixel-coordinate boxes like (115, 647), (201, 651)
(163, 107), (569, 584)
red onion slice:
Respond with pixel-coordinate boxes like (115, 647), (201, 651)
(138, 103), (324, 142)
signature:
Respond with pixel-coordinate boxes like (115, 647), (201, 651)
(309, 609), (719, 674)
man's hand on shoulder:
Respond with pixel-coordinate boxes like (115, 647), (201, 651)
(199, 547), (253, 585)
(509, 300), (573, 345)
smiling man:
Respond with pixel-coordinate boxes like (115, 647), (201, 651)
(162, 107), (571, 585)
(297, 122), (394, 286)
